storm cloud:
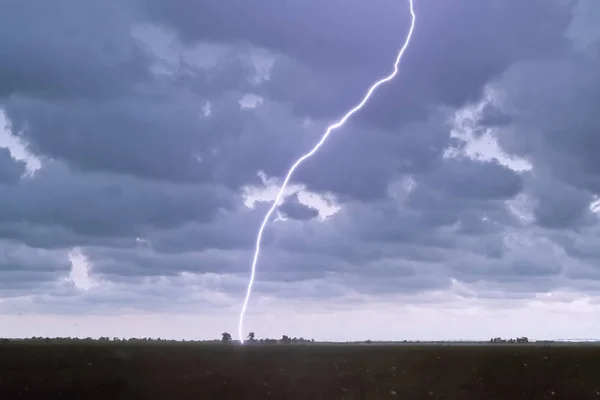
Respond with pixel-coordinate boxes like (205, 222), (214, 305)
(0, 0), (599, 340)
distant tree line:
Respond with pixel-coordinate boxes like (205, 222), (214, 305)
(0, 335), (316, 345)
(221, 332), (315, 344)
(0, 336), (533, 345)
(489, 337), (529, 344)
(0, 337), (191, 344)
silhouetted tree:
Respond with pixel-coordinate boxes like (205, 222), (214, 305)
(247, 332), (256, 342)
(221, 332), (232, 343)
(281, 335), (291, 345)
(490, 337), (528, 344)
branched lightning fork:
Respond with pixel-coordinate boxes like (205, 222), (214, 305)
(238, 0), (417, 343)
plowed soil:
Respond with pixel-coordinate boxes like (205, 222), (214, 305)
(1, 341), (599, 399)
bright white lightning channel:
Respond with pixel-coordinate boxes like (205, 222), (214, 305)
(238, 0), (417, 344)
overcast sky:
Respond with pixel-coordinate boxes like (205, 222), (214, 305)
(1, 0), (600, 342)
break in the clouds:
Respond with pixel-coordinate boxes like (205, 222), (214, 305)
(1, 0), (600, 341)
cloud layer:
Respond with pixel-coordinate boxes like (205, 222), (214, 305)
(1, 0), (600, 340)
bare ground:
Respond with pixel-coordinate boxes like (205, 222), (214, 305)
(1, 341), (599, 399)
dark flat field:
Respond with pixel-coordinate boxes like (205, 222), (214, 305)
(1, 341), (600, 399)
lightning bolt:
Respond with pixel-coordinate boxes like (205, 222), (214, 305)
(238, 0), (417, 344)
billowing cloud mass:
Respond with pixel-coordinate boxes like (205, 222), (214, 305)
(1, 0), (600, 341)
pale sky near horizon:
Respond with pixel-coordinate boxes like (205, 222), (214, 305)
(1, 0), (600, 342)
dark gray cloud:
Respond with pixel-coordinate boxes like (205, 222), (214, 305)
(4, 90), (242, 184)
(294, 116), (451, 201)
(3, 0), (572, 193)
(0, 0), (149, 100)
(528, 173), (596, 230)
(478, 104), (513, 127)
(0, 0), (254, 185)
(558, 226), (600, 265)
(146, 204), (269, 254)
(423, 158), (523, 201)
(0, 148), (25, 184)
(0, 240), (69, 293)
(279, 194), (319, 221)
(271, 172), (518, 274)
(482, 37), (600, 230)
(0, 162), (235, 244)
(82, 246), (244, 279)
(146, 0), (574, 129)
(0, 0), (598, 315)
